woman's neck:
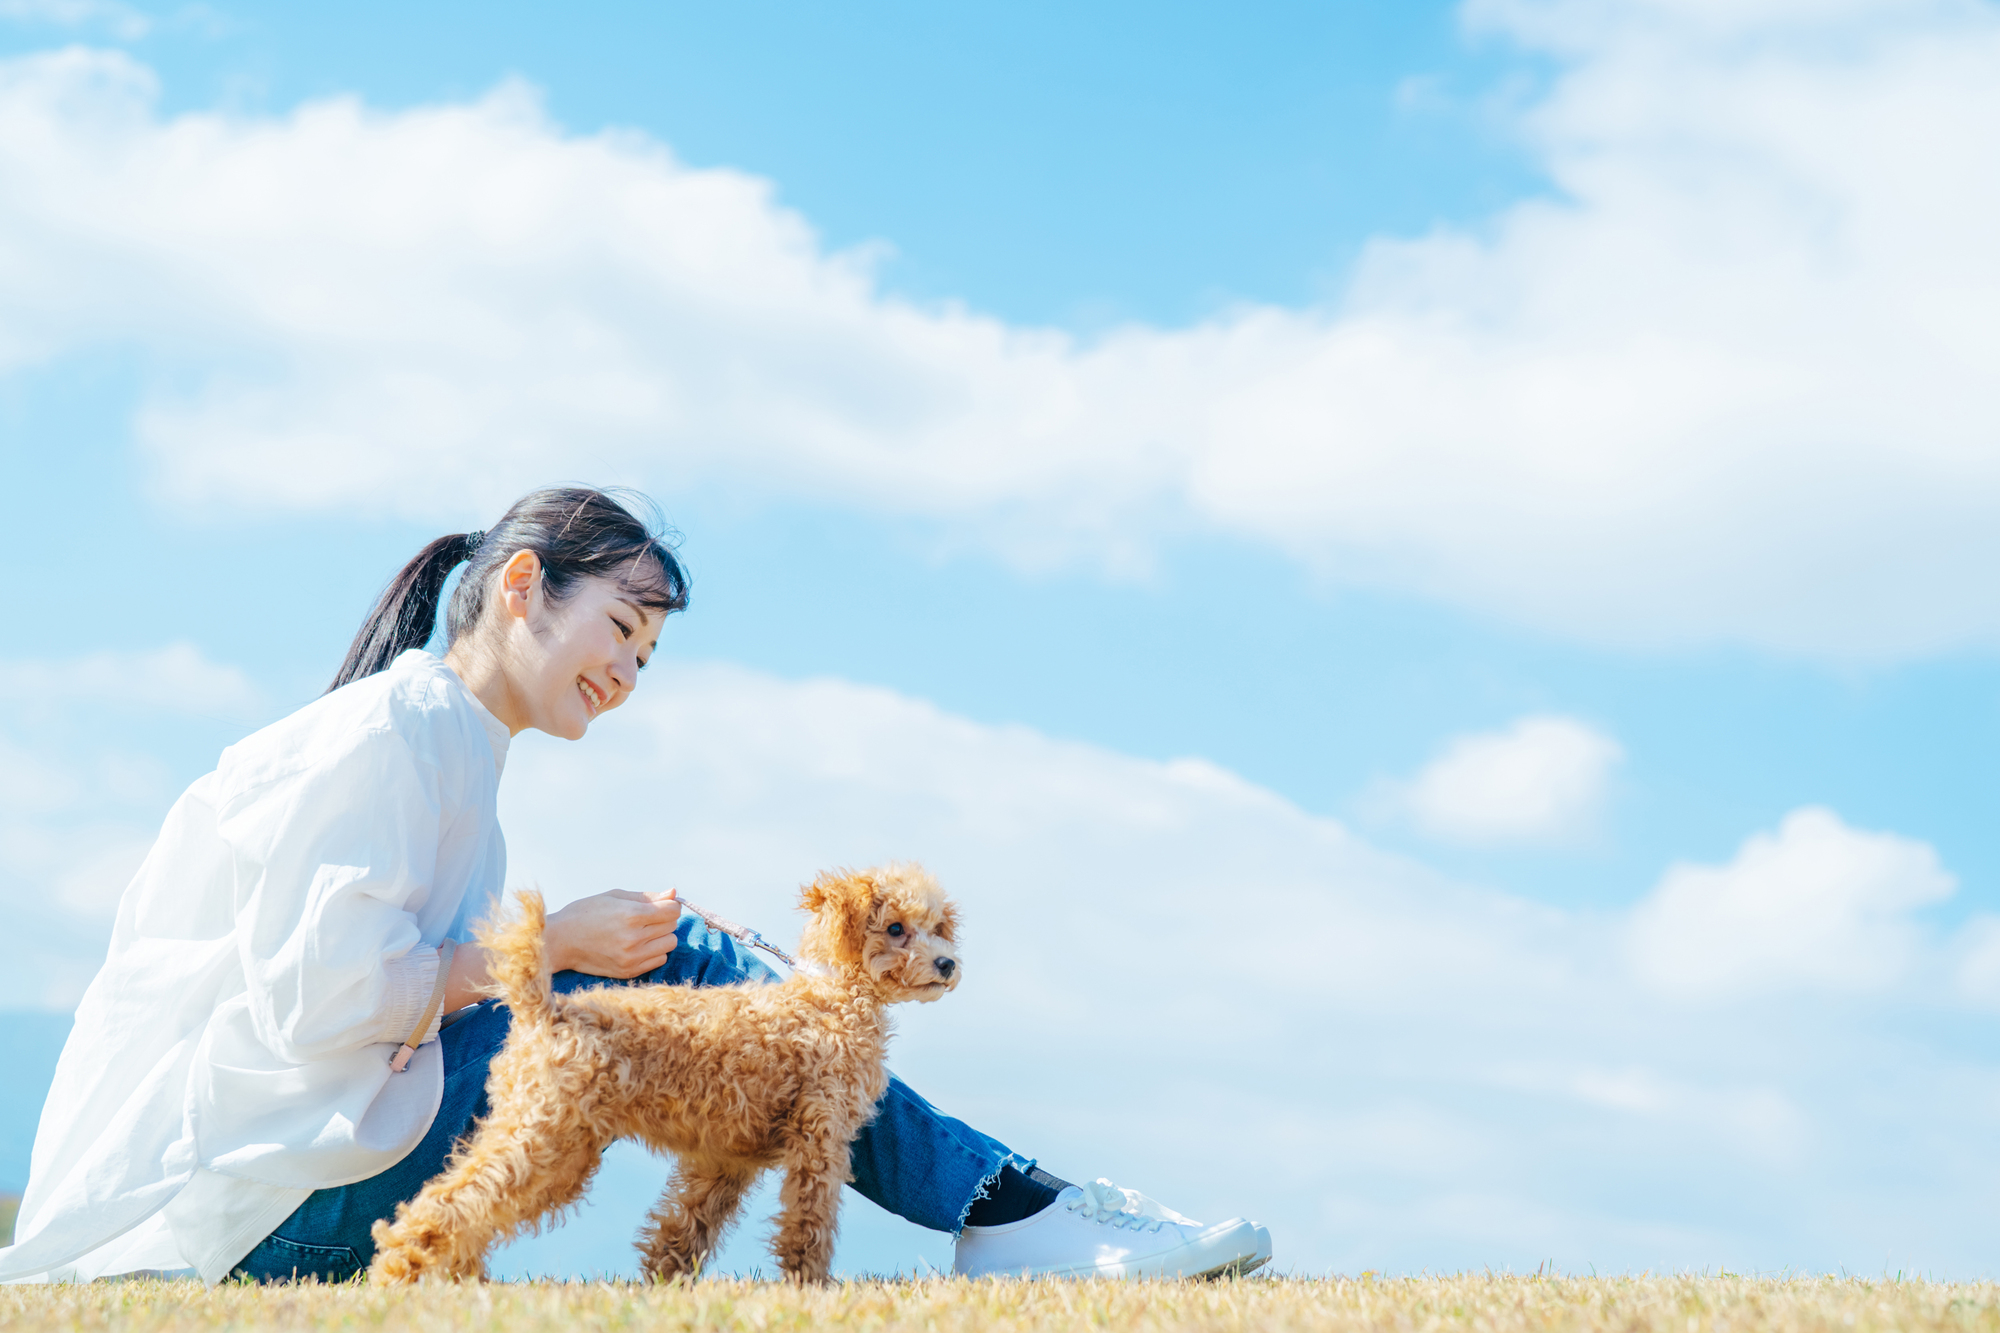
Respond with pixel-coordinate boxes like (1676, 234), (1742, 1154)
(443, 642), (528, 735)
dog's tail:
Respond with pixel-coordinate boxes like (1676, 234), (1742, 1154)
(479, 889), (558, 1027)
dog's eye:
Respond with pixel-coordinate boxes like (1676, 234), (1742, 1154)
(886, 922), (905, 938)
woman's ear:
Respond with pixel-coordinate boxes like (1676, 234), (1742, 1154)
(498, 549), (542, 622)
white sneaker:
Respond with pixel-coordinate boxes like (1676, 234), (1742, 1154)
(954, 1178), (1266, 1280)
(1238, 1223), (1274, 1275)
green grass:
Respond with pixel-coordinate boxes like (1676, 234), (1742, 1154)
(3, 1275), (1997, 1333)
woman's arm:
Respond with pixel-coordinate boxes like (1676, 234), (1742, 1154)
(438, 889), (682, 1012)
(230, 727), (687, 1049)
(440, 939), (493, 1015)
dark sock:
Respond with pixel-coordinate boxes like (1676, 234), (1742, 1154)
(963, 1164), (1074, 1228)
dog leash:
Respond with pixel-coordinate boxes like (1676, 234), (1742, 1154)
(671, 896), (802, 971)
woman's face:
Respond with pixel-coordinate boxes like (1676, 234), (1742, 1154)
(483, 551), (662, 740)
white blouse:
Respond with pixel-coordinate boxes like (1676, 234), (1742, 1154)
(0, 651), (510, 1284)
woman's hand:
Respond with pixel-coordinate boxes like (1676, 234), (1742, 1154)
(543, 889), (683, 978)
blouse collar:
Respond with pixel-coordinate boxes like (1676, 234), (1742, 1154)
(396, 649), (512, 778)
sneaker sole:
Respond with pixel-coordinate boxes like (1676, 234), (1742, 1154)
(1209, 1225), (1273, 1279)
(960, 1221), (1266, 1281)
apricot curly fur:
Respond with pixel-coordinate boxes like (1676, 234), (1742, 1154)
(368, 863), (961, 1286)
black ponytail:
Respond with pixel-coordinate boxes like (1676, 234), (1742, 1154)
(327, 487), (689, 694)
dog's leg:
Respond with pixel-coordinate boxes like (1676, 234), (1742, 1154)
(637, 1157), (758, 1281)
(770, 1096), (863, 1285)
(369, 1089), (607, 1283)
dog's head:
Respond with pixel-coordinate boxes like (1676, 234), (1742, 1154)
(797, 863), (961, 1002)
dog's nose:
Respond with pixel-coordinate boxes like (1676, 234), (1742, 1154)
(936, 957), (956, 978)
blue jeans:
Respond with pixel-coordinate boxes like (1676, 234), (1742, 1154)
(233, 913), (1026, 1282)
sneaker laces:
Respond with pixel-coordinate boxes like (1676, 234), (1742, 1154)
(1064, 1178), (1200, 1232)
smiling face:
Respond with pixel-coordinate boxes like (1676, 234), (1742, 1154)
(798, 864), (962, 1003)
(451, 549), (662, 740)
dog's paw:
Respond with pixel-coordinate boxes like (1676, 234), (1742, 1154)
(367, 1220), (434, 1285)
(772, 1246), (835, 1286)
(641, 1252), (699, 1284)
(367, 1249), (417, 1286)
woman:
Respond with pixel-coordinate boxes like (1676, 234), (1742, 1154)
(0, 487), (1270, 1284)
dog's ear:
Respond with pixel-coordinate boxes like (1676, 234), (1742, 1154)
(799, 870), (877, 965)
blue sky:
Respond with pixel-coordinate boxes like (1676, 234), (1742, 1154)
(4, 0), (2000, 1282)
(81, 1), (1542, 326)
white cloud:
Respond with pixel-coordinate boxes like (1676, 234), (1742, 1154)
(0, 643), (256, 1003)
(501, 664), (1568, 1026)
(0, 3), (1996, 655)
(3, 648), (1995, 1272)
(1498, 1062), (1810, 1165)
(1383, 714), (1622, 844)
(0, 642), (262, 720)
(0, 0), (148, 40)
(1949, 913), (2000, 1008)
(477, 663), (1997, 1276)
(1464, 0), (1941, 50)
(1628, 806), (1957, 999)
(50, 829), (156, 917)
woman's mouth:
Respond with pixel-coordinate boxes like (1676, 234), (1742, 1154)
(577, 676), (607, 715)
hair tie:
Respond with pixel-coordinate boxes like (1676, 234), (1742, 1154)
(463, 530), (485, 559)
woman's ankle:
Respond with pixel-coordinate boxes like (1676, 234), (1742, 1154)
(962, 1164), (1073, 1228)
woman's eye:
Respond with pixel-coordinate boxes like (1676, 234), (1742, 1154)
(886, 922), (905, 938)
(611, 617), (632, 639)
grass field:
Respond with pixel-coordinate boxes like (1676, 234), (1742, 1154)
(2, 1275), (1995, 1333)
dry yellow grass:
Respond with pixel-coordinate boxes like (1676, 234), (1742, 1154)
(1, 1275), (1995, 1333)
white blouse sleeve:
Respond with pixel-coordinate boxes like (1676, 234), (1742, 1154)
(378, 949), (446, 1046)
(217, 726), (448, 1066)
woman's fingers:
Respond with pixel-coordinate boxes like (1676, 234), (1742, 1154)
(606, 922), (681, 977)
(544, 888), (686, 976)
(632, 924), (680, 956)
